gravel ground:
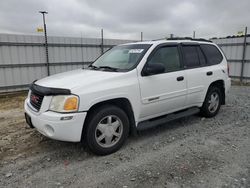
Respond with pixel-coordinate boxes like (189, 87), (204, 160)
(0, 86), (250, 188)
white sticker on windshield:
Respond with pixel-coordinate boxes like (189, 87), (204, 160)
(129, 49), (144, 53)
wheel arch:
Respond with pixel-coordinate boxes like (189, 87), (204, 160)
(82, 98), (137, 141)
(207, 80), (225, 105)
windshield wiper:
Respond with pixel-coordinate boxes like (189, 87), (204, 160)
(87, 64), (99, 69)
(87, 64), (118, 72)
(98, 66), (118, 72)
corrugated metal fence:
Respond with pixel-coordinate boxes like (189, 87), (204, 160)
(0, 34), (134, 92)
(212, 36), (250, 82)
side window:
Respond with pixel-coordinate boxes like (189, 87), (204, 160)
(197, 47), (206, 65)
(182, 46), (200, 68)
(148, 46), (181, 72)
(200, 44), (223, 65)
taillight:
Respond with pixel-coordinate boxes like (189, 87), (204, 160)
(227, 63), (230, 75)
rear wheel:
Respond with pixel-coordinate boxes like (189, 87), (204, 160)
(84, 105), (129, 155)
(200, 86), (222, 118)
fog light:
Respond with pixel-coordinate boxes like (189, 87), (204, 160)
(44, 124), (54, 136)
(60, 116), (73, 121)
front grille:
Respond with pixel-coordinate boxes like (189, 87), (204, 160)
(30, 91), (44, 111)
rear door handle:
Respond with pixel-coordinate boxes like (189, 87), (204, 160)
(177, 76), (184, 81)
(207, 71), (213, 76)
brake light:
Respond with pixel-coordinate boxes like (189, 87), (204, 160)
(227, 63), (230, 75)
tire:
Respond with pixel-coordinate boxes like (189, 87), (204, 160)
(84, 105), (129, 155)
(200, 86), (222, 118)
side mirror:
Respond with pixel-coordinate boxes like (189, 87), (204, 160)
(142, 63), (165, 76)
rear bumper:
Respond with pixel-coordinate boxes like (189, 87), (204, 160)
(24, 99), (87, 142)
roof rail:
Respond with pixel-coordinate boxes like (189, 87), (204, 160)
(152, 37), (167, 41)
(167, 37), (192, 41)
(192, 38), (212, 42)
(167, 37), (212, 43)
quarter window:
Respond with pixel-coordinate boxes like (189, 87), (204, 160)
(148, 46), (181, 72)
(200, 44), (223, 65)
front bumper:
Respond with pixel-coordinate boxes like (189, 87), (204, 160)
(24, 99), (87, 142)
(225, 77), (231, 93)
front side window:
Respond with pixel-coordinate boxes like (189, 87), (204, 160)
(182, 46), (200, 68)
(148, 46), (181, 72)
(90, 44), (151, 71)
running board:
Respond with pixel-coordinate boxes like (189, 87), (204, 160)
(137, 107), (200, 131)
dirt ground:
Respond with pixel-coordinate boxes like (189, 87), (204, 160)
(0, 86), (250, 188)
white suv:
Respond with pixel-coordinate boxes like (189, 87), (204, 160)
(25, 38), (231, 155)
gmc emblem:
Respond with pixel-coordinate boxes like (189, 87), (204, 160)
(31, 95), (39, 103)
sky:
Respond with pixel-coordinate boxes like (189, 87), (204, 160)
(0, 0), (249, 40)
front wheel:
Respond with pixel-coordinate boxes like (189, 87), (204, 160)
(200, 86), (222, 118)
(84, 105), (129, 155)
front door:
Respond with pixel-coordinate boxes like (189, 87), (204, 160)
(138, 45), (187, 120)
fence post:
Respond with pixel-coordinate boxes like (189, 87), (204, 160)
(240, 27), (248, 83)
(81, 32), (84, 69)
(44, 28), (50, 76)
(101, 29), (104, 54)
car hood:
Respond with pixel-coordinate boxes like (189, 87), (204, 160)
(35, 69), (125, 91)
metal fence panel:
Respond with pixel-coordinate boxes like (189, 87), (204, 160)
(243, 63), (250, 78)
(0, 34), (134, 92)
(212, 35), (250, 82)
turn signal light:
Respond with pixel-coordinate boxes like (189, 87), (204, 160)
(63, 97), (78, 111)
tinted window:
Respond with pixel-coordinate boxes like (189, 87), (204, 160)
(148, 46), (181, 72)
(197, 47), (206, 65)
(200, 44), (223, 65)
(182, 46), (200, 68)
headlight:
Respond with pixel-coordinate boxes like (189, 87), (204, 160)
(49, 95), (79, 113)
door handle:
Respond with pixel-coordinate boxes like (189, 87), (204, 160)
(207, 71), (213, 76)
(177, 76), (184, 81)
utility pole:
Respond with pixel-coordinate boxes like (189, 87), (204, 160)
(193, 31), (196, 39)
(39, 11), (50, 76)
(140, 32), (143, 41)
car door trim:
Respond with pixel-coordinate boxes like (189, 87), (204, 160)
(142, 89), (187, 104)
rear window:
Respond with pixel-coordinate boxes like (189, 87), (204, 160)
(200, 44), (223, 65)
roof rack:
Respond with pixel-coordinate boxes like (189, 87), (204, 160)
(166, 37), (212, 43)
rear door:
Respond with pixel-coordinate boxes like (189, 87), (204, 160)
(138, 44), (187, 120)
(181, 43), (210, 106)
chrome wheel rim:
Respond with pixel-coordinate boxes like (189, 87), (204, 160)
(208, 92), (219, 113)
(95, 115), (123, 148)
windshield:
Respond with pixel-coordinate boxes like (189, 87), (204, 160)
(90, 44), (151, 71)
